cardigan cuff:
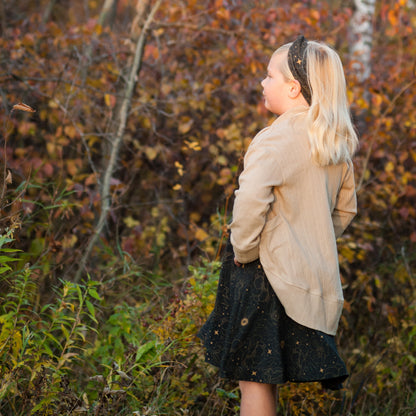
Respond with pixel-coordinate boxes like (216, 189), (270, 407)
(233, 246), (260, 264)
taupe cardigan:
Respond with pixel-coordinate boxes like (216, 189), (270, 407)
(230, 107), (357, 335)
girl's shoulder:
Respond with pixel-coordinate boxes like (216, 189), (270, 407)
(253, 110), (308, 150)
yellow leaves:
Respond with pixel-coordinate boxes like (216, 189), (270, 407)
(216, 167), (232, 186)
(64, 125), (78, 139)
(0, 320), (22, 365)
(62, 234), (78, 249)
(144, 146), (158, 161)
(57, 352), (79, 370)
(142, 119), (153, 133)
(94, 23), (102, 36)
(182, 139), (201, 152)
(66, 159), (82, 176)
(347, 89), (354, 105)
(178, 117), (194, 134)
(190, 212), (201, 223)
(356, 97), (369, 111)
(194, 227), (208, 242)
(173, 160), (185, 191)
(151, 207), (160, 218)
(389, 193), (398, 205)
(412, 15), (416, 32)
(310, 9), (320, 21)
(216, 7), (230, 21)
(46, 142), (56, 157)
(385, 161), (395, 173)
(217, 123), (241, 141)
(387, 9), (398, 27)
(154, 28), (165, 37)
(410, 149), (416, 163)
(339, 242), (358, 262)
(363, 169), (371, 181)
(394, 263), (410, 284)
(370, 93), (385, 116)
(124, 216), (140, 228)
(188, 277), (196, 288)
(215, 155), (228, 166)
(104, 93), (116, 108)
(175, 161), (184, 176)
(48, 100), (59, 109)
(382, 117), (393, 130)
(250, 61), (258, 75)
(12, 331), (22, 365)
(372, 93), (383, 108)
(161, 83), (172, 96)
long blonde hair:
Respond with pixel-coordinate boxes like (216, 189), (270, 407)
(275, 41), (358, 166)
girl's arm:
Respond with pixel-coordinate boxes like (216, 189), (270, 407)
(332, 160), (357, 239)
(230, 144), (282, 263)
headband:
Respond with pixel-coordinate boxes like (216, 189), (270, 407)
(288, 35), (312, 105)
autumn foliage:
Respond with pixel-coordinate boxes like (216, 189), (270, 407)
(0, 0), (415, 414)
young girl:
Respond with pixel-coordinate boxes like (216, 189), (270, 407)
(198, 35), (358, 415)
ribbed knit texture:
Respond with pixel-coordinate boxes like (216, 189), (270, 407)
(230, 106), (356, 335)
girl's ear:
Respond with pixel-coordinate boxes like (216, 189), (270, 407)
(288, 79), (302, 99)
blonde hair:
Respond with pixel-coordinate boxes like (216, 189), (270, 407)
(274, 41), (358, 166)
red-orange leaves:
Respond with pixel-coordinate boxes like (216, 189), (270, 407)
(12, 102), (36, 113)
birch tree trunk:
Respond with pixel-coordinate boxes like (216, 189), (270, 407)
(349, 0), (376, 82)
(42, 0), (58, 24)
(74, 0), (162, 282)
(98, 0), (118, 27)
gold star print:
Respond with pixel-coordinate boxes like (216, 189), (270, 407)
(297, 59), (302, 64)
(267, 349), (272, 355)
(214, 330), (219, 335)
(252, 371), (257, 376)
(320, 368), (324, 373)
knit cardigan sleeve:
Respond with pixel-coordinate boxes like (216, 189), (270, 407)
(332, 159), (357, 238)
(230, 142), (283, 263)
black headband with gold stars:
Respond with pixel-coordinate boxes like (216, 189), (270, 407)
(288, 35), (312, 105)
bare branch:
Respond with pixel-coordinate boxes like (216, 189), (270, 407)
(74, 0), (163, 282)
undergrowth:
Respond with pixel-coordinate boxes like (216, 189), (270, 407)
(1, 229), (415, 415)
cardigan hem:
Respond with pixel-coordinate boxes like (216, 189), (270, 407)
(262, 265), (343, 336)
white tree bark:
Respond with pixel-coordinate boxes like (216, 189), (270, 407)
(349, 0), (376, 82)
(98, 0), (118, 27)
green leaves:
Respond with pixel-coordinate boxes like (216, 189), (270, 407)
(0, 233), (104, 414)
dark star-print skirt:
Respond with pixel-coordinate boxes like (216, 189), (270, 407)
(197, 239), (348, 390)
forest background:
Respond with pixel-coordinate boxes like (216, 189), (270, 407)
(0, 0), (415, 415)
